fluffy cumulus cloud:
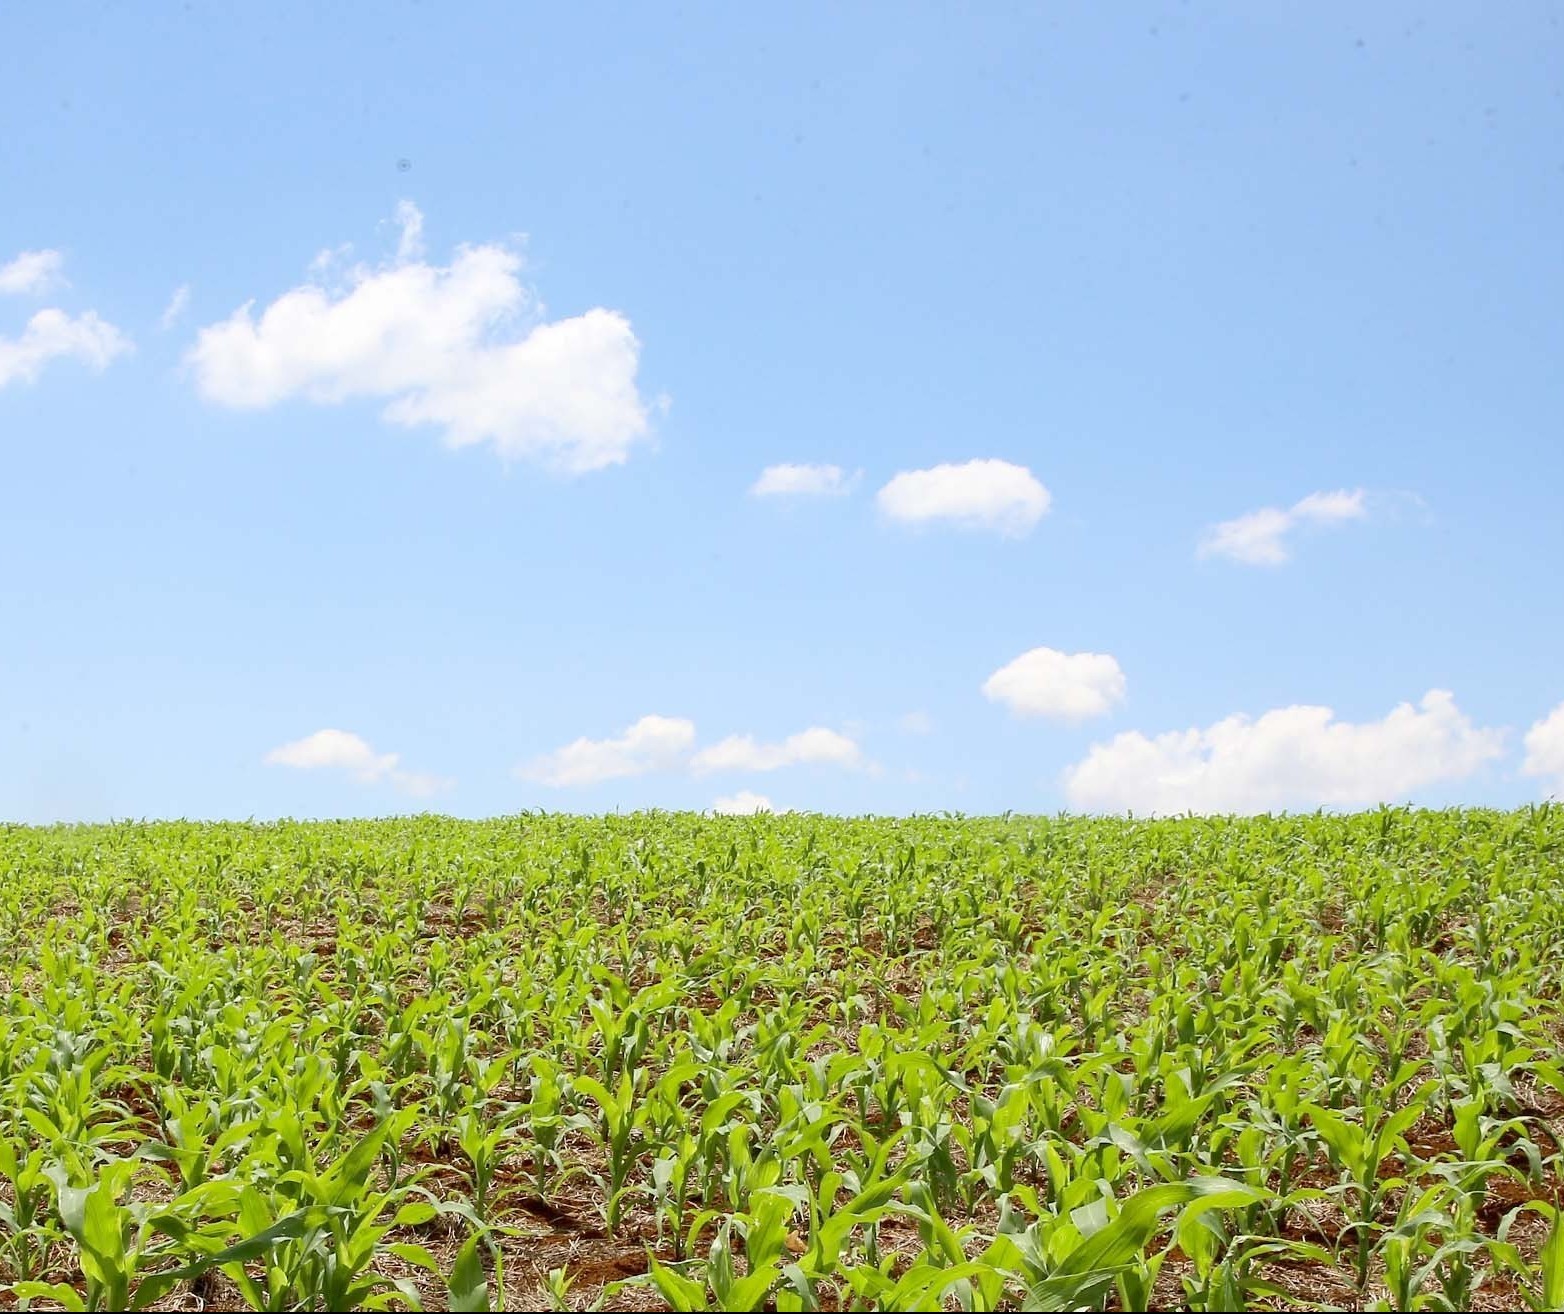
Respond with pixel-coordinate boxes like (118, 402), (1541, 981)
(0, 249), (66, 296)
(1522, 703), (1564, 798)
(0, 307), (131, 389)
(517, 715), (697, 787)
(983, 647), (1126, 722)
(710, 791), (776, 815)
(185, 203), (654, 473)
(1063, 689), (1504, 815)
(750, 463), (853, 497)
(1199, 488), (1367, 565)
(264, 728), (451, 798)
(691, 727), (863, 775)
(876, 459), (1051, 536)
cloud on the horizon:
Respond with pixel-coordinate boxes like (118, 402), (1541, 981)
(1522, 702), (1564, 799)
(692, 727), (863, 774)
(710, 790), (776, 814)
(264, 728), (452, 797)
(517, 715), (697, 787)
(520, 718), (867, 787)
(1063, 689), (1503, 814)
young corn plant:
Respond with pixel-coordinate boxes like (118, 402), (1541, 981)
(1305, 1097), (1427, 1288)
(570, 1071), (645, 1234)
(0, 1134), (57, 1284)
(1490, 1202), (1564, 1312)
(14, 1159), (241, 1313)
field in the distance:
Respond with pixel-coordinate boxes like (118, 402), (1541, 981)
(2, 810), (1562, 1311)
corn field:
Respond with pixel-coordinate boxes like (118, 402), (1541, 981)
(2, 808), (1562, 1311)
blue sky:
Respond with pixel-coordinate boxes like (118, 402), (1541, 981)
(3, 2), (1562, 821)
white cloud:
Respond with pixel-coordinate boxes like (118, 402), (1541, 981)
(0, 249), (131, 387)
(160, 284), (190, 330)
(266, 728), (395, 776)
(983, 647), (1126, 722)
(876, 459), (1051, 536)
(1522, 703), (1564, 798)
(520, 717), (866, 786)
(263, 728), (452, 798)
(0, 308), (131, 389)
(186, 203), (653, 473)
(750, 463), (852, 497)
(1062, 689), (1504, 815)
(710, 791), (775, 815)
(1292, 489), (1367, 522)
(1199, 507), (1295, 566)
(0, 249), (66, 296)
(691, 726), (863, 775)
(897, 710), (934, 735)
(519, 714), (696, 787)
(1199, 488), (1367, 565)
(392, 200), (425, 264)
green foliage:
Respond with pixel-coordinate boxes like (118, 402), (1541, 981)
(1, 807), (1561, 1309)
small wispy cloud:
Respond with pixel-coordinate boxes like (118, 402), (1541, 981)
(0, 249), (66, 296)
(264, 728), (452, 797)
(710, 790), (776, 814)
(160, 284), (191, 330)
(392, 200), (425, 264)
(691, 727), (864, 775)
(1199, 488), (1368, 565)
(519, 718), (868, 787)
(517, 715), (696, 787)
(0, 248), (131, 388)
(0, 309), (132, 389)
(750, 463), (855, 497)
